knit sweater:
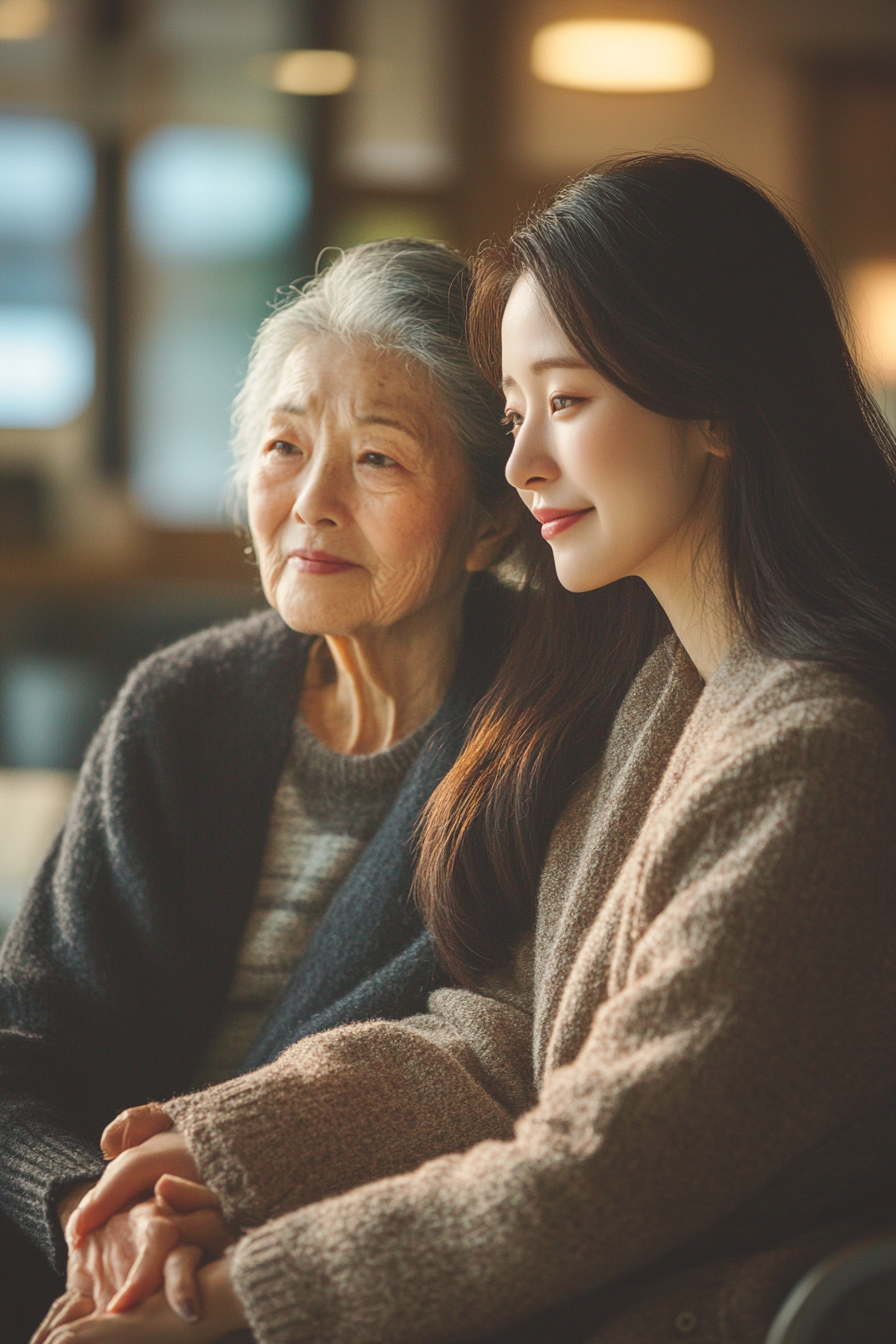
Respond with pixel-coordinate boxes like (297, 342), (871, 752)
(0, 573), (515, 1274)
(164, 637), (896, 1344)
(197, 714), (433, 1086)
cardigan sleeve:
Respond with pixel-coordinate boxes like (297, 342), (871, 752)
(162, 936), (537, 1230)
(0, 615), (302, 1269)
(224, 702), (896, 1344)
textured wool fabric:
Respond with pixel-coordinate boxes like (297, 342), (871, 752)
(164, 638), (896, 1344)
(0, 573), (515, 1278)
(196, 714), (433, 1086)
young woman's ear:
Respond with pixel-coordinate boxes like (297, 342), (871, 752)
(465, 493), (527, 572)
(700, 419), (731, 460)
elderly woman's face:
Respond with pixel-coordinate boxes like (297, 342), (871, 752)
(248, 336), (485, 636)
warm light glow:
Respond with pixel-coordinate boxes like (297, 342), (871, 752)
(270, 50), (357, 96)
(531, 20), (713, 93)
(0, 0), (52, 41)
(849, 261), (896, 382)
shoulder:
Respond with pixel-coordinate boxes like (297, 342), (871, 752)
(697, 643), (894, 784)
(111, 608), (310, 730)
(655, 645), (896, 881)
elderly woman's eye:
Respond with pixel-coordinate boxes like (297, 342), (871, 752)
(359, 451), (397, 468)
(270, 439), (298, 454)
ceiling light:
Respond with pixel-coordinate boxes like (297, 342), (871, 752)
(0, 0), (52, 41)
(531, 20), (713, 93)
(269, 49), (357, 96)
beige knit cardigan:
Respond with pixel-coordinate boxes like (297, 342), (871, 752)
(164, 637), (896, 1344)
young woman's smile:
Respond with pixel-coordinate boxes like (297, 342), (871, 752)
(531, 504), (594, 539)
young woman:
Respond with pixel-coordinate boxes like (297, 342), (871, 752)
(42, 154), (896, 1344)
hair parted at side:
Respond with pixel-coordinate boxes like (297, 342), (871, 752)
(230, 237), (510, 520)
(415, 151), (896, 988)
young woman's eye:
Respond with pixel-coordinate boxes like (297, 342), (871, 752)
(502, 410), (523, 433)
(359, 450), (397, 468)
(550, 395), (580, 414)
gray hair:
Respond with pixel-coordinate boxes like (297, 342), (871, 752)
(231, 237), (510, 514)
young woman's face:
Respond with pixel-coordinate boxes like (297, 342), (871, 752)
(501, 275), (720, 595)
(248, 335), (492, 637)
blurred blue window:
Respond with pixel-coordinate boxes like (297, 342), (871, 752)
(0, 117), (94, 243)
(0, 307), (94, 427)
(0, 116), (95, 428)
(129, 125), (310, 260)
(131, 318), (253, 523)
(128, 124), (309, 525)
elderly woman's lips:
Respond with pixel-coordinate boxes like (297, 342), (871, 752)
(288, 550), (359, 575)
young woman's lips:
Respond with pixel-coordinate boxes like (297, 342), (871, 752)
(288, 549), (359, 576)
(532, 507), (594, 541)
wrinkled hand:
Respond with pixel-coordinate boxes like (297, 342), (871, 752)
(108, 1175), (233, 1320)
(32, 1197), (162, 1344)
(40, 1257), (247, 1344)
(34, 1178), (233, 1342)
(67, 1130), (197, 1248)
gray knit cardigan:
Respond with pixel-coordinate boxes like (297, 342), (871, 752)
(0, 574), (515, 1275)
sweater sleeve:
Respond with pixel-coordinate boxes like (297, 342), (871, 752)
(225, 705), (896, 1344)
(163, 936), (536, 1230)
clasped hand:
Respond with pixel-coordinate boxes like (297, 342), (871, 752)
(32, 1106), (240, 1343)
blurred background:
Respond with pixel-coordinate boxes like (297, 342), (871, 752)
(1, 0), (896, 934)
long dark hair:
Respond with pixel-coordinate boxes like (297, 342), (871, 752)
(415, 152), (896, 987)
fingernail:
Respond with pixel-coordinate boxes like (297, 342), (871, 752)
(176, 1299), (198, 1323)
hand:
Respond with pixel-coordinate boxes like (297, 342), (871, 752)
(35, 1182), (102, 1340)
(67, 1133), (198, 1248)
(40, 1257), (247, 1344)
(32, 1197), (161, 1344)
(108, 1175), (233, 1320)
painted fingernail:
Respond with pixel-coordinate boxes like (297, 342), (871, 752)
(176, 1299), (199, 1323)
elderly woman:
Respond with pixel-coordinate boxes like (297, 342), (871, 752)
(0, 238), (519, 1339)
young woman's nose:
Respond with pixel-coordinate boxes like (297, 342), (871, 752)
(505, 420), (560, 493)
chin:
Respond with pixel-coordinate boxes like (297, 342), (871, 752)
(553, 557), (625, 595)
(272, 575), (359, 634)
(553, 563), (601, 594)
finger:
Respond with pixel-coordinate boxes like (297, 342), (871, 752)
(66, 1154), (150, 1247)
(29, 1291), (94, 1344)
(164, 1244), (204, 1323)
(154, 1174), (220, 1214)
(68, 1140), (192, 1246)
(165, 1210), (233, 1259)
(100, 1104), (171, 1160)
(105, 1215), (179, 1314)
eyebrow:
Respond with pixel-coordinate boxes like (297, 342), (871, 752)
(501, 356), (591, 391)
(356, 413), (416, 436)
(268, 404), (416, 438)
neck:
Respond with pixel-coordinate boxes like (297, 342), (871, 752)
(300, 583), (468, 754)
(640, 524), (738, 685)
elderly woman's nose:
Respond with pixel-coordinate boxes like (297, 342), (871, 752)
(292, 455), (347, 528)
